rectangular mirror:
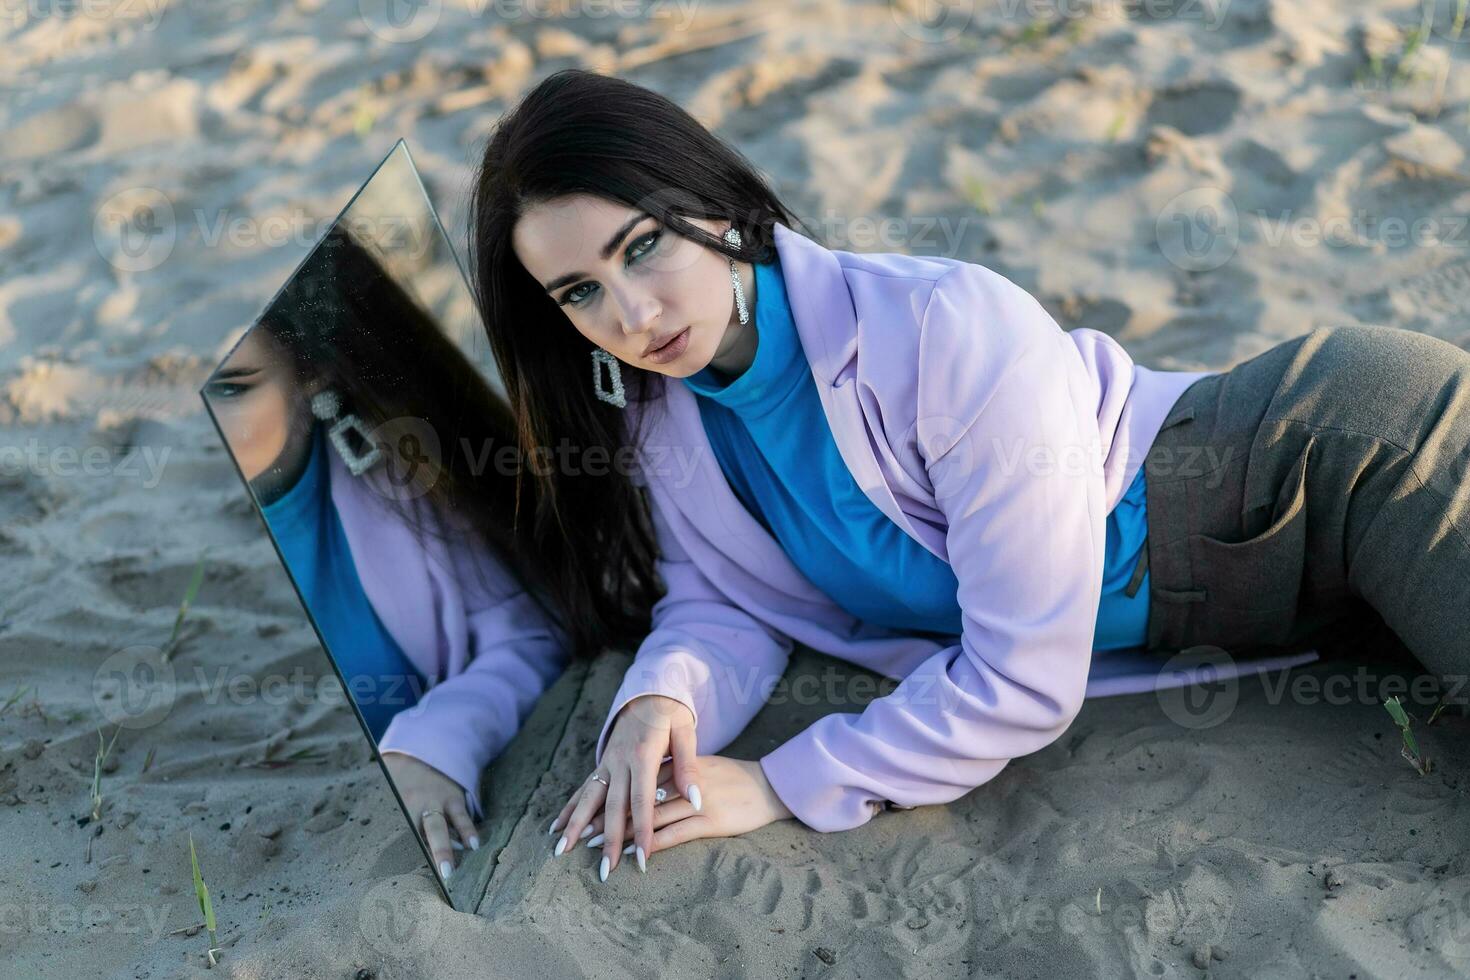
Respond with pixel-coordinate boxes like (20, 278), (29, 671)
(199, 139), (570, 911)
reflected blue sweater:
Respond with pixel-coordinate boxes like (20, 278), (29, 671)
(683, 256), (1150, 651)
(260, 424), (428, 738)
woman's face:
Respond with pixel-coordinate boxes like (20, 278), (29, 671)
(204, 329), (313, 493)
(512, 194), (751, 379)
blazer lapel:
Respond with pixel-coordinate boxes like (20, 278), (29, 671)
(772, 222), (939, 560)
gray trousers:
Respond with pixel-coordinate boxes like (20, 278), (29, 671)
(1139, 325), (1470, 684)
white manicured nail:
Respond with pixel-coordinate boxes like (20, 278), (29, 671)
(636, 846), (647, 873)
(578, 824), (594, 840)
(468, 836), (480, 851)
(439, 860), (452, 880)
(599, 856), (610, 882)
(585, 832), (605, 848)
(623, 843), (635, 854)
(688, 784), (702, 812)
(554, 836), (568, 856)
(549, 818), (560, 836)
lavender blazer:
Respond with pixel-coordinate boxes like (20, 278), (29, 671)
(592, 221), (1318, 833)
(324, 442), (569, 822)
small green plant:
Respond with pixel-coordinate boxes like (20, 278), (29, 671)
(91, 725), (122, 822)
(163, 551), (208, 662)
(963, 176), (993, 215)
(1384, 696), (1431, 775)
(1014, 18), (1050, 47)
(0, 683), (29, 718)
(188, 832), (222, 966)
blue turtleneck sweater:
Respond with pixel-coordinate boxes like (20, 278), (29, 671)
(682, 254), (1150, 650)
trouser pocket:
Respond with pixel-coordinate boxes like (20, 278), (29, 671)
(1185, 433), (1315, 650)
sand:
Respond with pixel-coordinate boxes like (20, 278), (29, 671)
(5, 0), (1470, 976)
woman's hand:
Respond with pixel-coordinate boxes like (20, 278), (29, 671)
(588, 756), (794, 871)
(548, 693), (700, 881)
(382, 750), (479, 882)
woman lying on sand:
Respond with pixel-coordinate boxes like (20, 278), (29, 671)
(466, 68), (1470, 883)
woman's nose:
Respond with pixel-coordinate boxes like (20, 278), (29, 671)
(612, 284), (661, 338)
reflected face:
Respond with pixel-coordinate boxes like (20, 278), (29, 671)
(204, 330), (312, 493)
(512, 194), (753, 379)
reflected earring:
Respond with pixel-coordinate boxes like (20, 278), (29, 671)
(310, 389), (384, 476)
(725, 227), (749, 325)
(590, 348), (626, 408)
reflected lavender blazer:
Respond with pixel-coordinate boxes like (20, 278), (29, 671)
(325, 443), (569, 822)
(592, 221), (1318, 833)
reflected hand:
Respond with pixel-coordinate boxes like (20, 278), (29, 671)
(382, 750), (480, 882)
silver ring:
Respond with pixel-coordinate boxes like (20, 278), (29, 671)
(588, 771), (610, 787)
(654, 787), (668, 803)
(421, 808), (443, 821)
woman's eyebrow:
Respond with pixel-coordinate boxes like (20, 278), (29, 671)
(541, 212), (651, 293)
(211, 367), (262, 380)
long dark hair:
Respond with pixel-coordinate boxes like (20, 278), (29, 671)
(243, 223), (556, 627)
(467, 68), (812, 662)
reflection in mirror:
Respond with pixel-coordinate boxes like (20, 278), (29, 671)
(200, 140), (569, 911)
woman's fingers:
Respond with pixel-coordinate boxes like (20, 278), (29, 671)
(668, 722), (702, 812)
(553, 773), (608, 859)
(599, 765), (632, 880)
(549, 794), (577, 837)
(421, 809), (454, 881)
(614, 796), (698, 855)
(447, 799), (479, 854)
(626, 753), (671, 873)
(583, 772), (679, 846)
(647, 812), (710, 853)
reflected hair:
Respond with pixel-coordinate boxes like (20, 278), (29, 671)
(468, 68), (812, 661)
(251, 224), (559, 630)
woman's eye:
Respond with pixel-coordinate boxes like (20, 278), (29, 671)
(562, 229), (662, 309)
(206, 381), (250, 399)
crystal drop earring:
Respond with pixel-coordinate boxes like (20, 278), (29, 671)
(725, 227), (749, 325)
(591, 347), (626, 408)
(310, 389), (385, 476)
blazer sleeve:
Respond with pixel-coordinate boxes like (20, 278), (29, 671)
(379, 543), (570, 824)
(758, 264), (1103, 832)
(593, 489), (795, 767)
